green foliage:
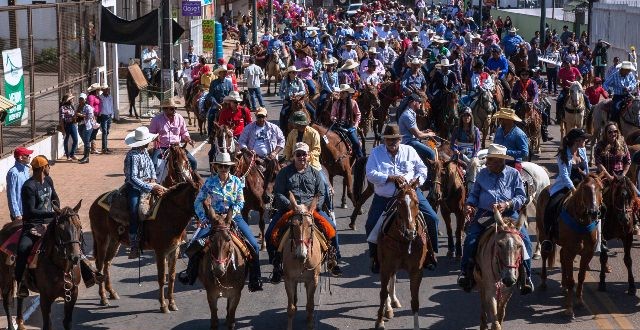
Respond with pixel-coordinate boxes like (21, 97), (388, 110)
(35, 47), (59, 66)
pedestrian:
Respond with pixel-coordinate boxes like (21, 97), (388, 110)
(98, 84), (114, 154)
(243, 56), (265, 112)
(6, 146), (33, 222)
(77, 93), (98, 164)
(86, 83), (102, 155)
(59, 92), (78, 160)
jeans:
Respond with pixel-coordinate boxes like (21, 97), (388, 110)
(207, 107), (219, 139)
(151, 147), (198, 172)
(99, 114), (112, 150)
(143, 68), (153, 81)
(461, 211), (532, 278)
(405, 139), (436, 162)
(90, 125), (99, 143)
(611, 94), (626, 122)
(78, 124), (93, 157)
(546, 67), (558, 93)
(15, 230), (38, 283)
(63, 123), (78, 158)
(195, 215), (260, 253)
(337, 125), (363, 158)
(317, 90), (331, 112)
(247, 87), (265, 111)
(304, 79), (317, 96)
(266, 209), (340, 263)
(127, 184), (142, 235)
(365, 190), (439, 257)
(318, 169), (333, 211)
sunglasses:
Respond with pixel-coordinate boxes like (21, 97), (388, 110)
(295, 152), (308, 157)
(256, 115), (267, 118)
(216, 164), (231, 169)
(607, 130), (618, 134)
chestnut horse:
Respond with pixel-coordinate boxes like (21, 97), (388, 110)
(0, 202), (83, 330)
(518, 102), (542, 160)
(440, 160), (466, 258)
(199, 207), (247, 330)
(161, 144), (197, 188)
(373, 81), (402, 145)
(89, 178), (202, 312)
(357, 84), (382, 155)
(313, 123), (355, 209)
(536, 173), (604, 318)
(474, 208), (527, 330)
(471, 88), (496, 148)
(375, 179), (429, 330)
(599, 176), (638, 295)
(185, 84), (209, 136)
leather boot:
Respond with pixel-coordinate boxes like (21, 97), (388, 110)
(80, 257), (103, 288)
(178, 253), (201, 285)
(16, 272), (29, 298)
(270, 252), (283, 284)
(248, 249), (263, 292)
(541, 125), (554, 142)
(519, 263), (534, 295)
(370, 245), (380, 274)
(128, 234), (139, 259)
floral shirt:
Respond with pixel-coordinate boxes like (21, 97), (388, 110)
(194, 174), (244, 223)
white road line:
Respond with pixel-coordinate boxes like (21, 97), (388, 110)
(22, 295), (40, 322)
(190, 140), (208, 157)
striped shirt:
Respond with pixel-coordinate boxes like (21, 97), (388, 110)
(124, 148), (157, 193)
(603, 70), (638, 95)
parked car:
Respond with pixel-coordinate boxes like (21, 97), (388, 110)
(346, 2), (363, 17)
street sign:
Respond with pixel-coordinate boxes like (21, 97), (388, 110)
(182, 1), (201, 17)
(202, 19), (215, 51)
(2, 48), (25, 126)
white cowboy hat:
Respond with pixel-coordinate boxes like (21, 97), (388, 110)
(87, 83), (102, 92)
(435, 58), (453, 68)
(323, 57), (338, 65)
(79, 93), (87, 99)
(212, 152), (236, 166)
(620, 61), (636, 71)
(284, 66), (300, 74)
(339, 84), (355, 93)
(426, 29), (435, 34)
(223, 91), (243, 102)
(125, 126), (158, 148)
(408, 28), (419, 34)
(213, 65), (228, 75)
(339, 59), (360, 71)
(433, 37), (449, 44)
(485, 144), (513, 160)
(493, 108), (523, 122)
(368, 47), (378, 54)
(344, 41), (356, 47)
(409, 58), (424, 66)
(309, 30), (318, 37)
(411, 37), (420, 43)
(508, 27), (518, 33)
(100, 83), (110, 89)
(356, 23), (365, 28)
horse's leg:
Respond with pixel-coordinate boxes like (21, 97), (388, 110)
(226, 288), (241, 330)
(95, 232), (109, 306)
(345, 169), (354, 208)
(285, 280), (297, 330)
(3, 290), (15, 330)
(105, 238), (121, 301)
(167, 248), (179, 311)
(540, 249), (548, 290)
(560, 248), (575, 318)
(207, 288), (219, 329)
(62, 289), (78, 330)
(481, 287), (498, 330)
(376, 270), (391, 329)
(622, 234), (637, 295)
(349, 183), (373, 229)
(409, 270), (422, 330)
(15, 297), (24, 330)
(598, 240), (609, 292)
(479, 289), (488, 330)
(40, 297), (53, 330)
(259, 208), (266, 251)
(442, 210), (454, 258)
(455, 210), (464, 258)
(305, 277), (318, 330)
(341, 180), (348, 209)
(575, 253), (592, 308)
(156, 254), (169, 313)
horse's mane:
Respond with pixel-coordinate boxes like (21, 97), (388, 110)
(566, 173), (603, 218)
(56, 206), (82, 229)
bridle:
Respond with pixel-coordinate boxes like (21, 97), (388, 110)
(209, 223), (235, 289)
(288, 213), (321, 271)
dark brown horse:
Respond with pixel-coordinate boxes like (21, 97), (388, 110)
(375, 179), (429, 330)
(185, 84), (209, 135)
(0, 201), (83, 330)
(199, 206), (247, 330)
(519, 102), (542, 160)
(599, 176), (638, 295)
(536, 173), (604, 318)
(440, 160), (466, 258)
(161, 144), (197, 188)
(433, 89), (459, 138)
(373, 81), (402, 145)
(89, 178), (202, 312)
(357, 84), (382, 155)
(312, 123), (355, 209)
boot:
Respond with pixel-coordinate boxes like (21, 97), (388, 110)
(370, 246), (380, 274)
(78, 147), (89, 164)
(457, 266), (474, 293)
(79, 257), (103, 288)
(519, 263), (534, 295)
(178, 253), (201, 285)
(270, 252), (283, 284)
(248, 251), (263, 292)
(16, 280), (29, 298)
(91, 141), (101, 154)
(128, 234), (139, 259)
(541, 125), (554, 142)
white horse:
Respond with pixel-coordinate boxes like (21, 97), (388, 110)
(561, 81), (587, 139)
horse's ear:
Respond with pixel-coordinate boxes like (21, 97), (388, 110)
(289, 192), (298, 210)
(310, 195), (319, 213)
(492, 204), (506, 228)
(72, 199), (82, 213)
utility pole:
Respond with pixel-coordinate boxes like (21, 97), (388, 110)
(539, 0), (546, 46)
(252, 0), (258, 44)
(587, 0), (593, 45)
(8, 0), (18, 49)
(268, 0), (273, 33)
(161, 0), (173, 100)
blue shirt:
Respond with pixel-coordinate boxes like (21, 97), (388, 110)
(267, 39), (283, 55)
(6, 161), (30, 217)
(550, 148), (589, 195)
(486, 55), (509, 79)
(493, 126), (529, 162)
(398, 107), (419, 144)
(207, 78), (233, 109)
(502, 34), (524, 57)
(194, 174), (244, 222)
(124, 148), (157, 193)
(401, 71), (427, 94)
(603, 70), (638, 95)
(319, 71), (339, 93)
(466, 166), (526, 218)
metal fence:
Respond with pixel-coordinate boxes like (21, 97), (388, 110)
(591, 2), (640, 64)
(0, 1), (103, 156)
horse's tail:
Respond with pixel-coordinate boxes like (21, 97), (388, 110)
(547, 242), (557, 268)
(352, 156), (368, 202)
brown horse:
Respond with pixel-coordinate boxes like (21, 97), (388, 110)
(491, 73), (507, 108)
(89, 178), (202, 312)
(357, 84), (382, 155)
(599, 176), (638, 295)
(474, 208), (527, 330)
(211, 123), (237, 154)
(266, 51), (284, 95)
(375, 179), (429, 330)
(433, 89), (458, 138)
(519, 102), (542, 160)
(0, 202), (83, 330)
(536, 173), (604, 318)
(313, 123), (355, 209)
(471, 88), (496, 148)
(236, 150), (283, 250)
(283, 194), (324, 330)
(440, 160), (466, 258)
(185, 84), (209, 136)
(161, 144), (197, 188)
(373, 81), (402, 145)
(199, 207), (247, 330)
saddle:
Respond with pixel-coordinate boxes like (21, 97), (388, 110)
(201, 226), (253, 261)
(329, 125), (354, 154)
(367, 199), (427, 245)
(97, 185), (161, 225)
(269, 210), (336, 253)
(0, 227), (43, 268)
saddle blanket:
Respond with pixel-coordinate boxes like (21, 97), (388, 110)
(97, 188), (162, 223)
(0, 228), (43, 268)
(270, 210), (336, 248)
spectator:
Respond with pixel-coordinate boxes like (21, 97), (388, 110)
(86, 83), (102, 155)
(98, 84), (114, 154)
(77, 93), (97, 164)
(59, 93), (78, 160)
(6, 147), (33, 221)
(592, 39), (611, 79)
(243, 56), (265, 112)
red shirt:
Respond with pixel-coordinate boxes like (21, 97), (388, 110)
(558, 66), (581, 89)
(585, 85), (609, 105)
(401, 38), (411, 52)
(217, 105), (252, 137)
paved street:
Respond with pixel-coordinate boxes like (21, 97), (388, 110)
(1, 88), (636, 330)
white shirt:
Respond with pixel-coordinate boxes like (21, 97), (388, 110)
(365, 144), (429, 198)
(141, 48), (158, 69)
(98, 94), (114, 117)
(244, 64), (263, 89)
(340, 49), (358, 62)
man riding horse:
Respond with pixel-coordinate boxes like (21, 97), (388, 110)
(238, 107), (285, 161)
(428, 58), (460, 133)
(331, 84), (364, 158)
(149, 99), (198, 171)
(511, 68), (552, 141)
(492, 108), (529, 171)
(603, 60), (638, 122)
(486, 45), (512, 105)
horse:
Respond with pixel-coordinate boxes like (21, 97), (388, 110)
(160, 144), (197, 188)
(510, 46), (528, 74)
(440, 160), (466, 258)
(520, 102), (542, 159)
(185, 84), (209, 135)
(433, 89), (459, 139)
(89, 178), (202, 312)
(474, 207), (527, 330)
(490, 73), (507, 108)
(211, 123), (237, 154)
(266, 51), (284, 95)
(561, 81), (587, 139)
(357, 84), (382, 155)
(373, 81), (402, 145)
(599, 176), (638, 295)
(535, 173), (604, 318)
(589, 98), (640, 162)
(282, 194), (324, 330)
(375, 178), (430, 330)
(126, 63), (162, 116)
(236, 150), (283, 250)
(470, 88), (496, 148)
(313, 123), (355, 209)
(199, 207), (247, 330)
(0, 202), (83, 330)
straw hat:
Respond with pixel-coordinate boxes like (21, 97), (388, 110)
(212, 152), (236, 166)
(368, 47), (378, 54)
(87, 83), (101, 92)
(493, 108), (522, 122)
(411, 37), (420, 43)
(125, 126), (158, 148)
(309, 30), (318, 37)
(435, 58), (454, 68)
(339, 84), (355, 94)
(159, 98), (178, 108)
(508, 27), (518, 33)
(223, 91), (243, 103)
(408, 28), (419, 34)
(408, 58), (424, 66)
(382, 124), (402, 139)
(339, 59), (359, 71)
(323, 57), (338, 66)
(61, 93), (74, 104)
(255, 107), (268, 116)
(289, 111), (310, 125)
(344, 41), (356, 47)
(100, 83), (110, 89)
(485, 144), (513, 160)
(284, 66), (300, 74)
(213, 65), (228, 75)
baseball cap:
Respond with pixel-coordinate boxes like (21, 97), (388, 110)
(14, 147), (33, 158)
(294, 142), (310, 153)
(256, 107), (268, 116)
(30, 155), (49, 169)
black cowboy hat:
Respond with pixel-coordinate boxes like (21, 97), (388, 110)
(565, 128), (591, 144)
(473, 59), (484, 69)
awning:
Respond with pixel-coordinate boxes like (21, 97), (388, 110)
(0, 95), (15, 112)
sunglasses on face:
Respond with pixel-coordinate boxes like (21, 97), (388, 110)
(607, 130), (618, 134)
(256, 115), (266, 118)
(295, 152), (308, 158)
(217, 164), (231, 169)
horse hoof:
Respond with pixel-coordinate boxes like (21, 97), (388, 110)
(340, 203), (348, 209)
(384, 309), (394, 319)
(169, 302), (179, 311)
(532, 252), (541, 260)
(348, 222), (356, 230)
(160, 306), (170, 314)
(375, 321), (385, 330)
(391, 300), (401, 308)
(100, 298), (110, 306)
(109, 292), (120, 300)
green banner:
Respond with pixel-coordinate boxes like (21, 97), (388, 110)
(2, 48), (26, 126)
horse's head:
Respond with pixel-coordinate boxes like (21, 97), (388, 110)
(212, 123), (236, 154)
(288, 192), (317, 260)
(51, 200), (84, 269)
(362, 84), (381, 109)
(164, 144), (193, 186)
(610, 175), (637, 227)
(426, 159), (443, 202)
(396, 178), (421, 241)
(441, 160), (464, 195)
(572, 173), (605, 221)
(206, 205), (234, 278)
(493, 207), (526, 287)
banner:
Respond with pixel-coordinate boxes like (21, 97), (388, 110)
(99, 6), (185, 45)
(182, 1), (202, 16)
(202, 20), (215, 51)
(2, 48), (25, 126)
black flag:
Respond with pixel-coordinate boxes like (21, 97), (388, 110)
(99, 6), (184, 45)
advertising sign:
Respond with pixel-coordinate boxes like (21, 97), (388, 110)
(2, 48), (25, 126)
(202, 19), (215, 51)
(182, 1), (202, 16)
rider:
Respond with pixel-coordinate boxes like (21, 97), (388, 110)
(279, 66), (314, 132)
(556, 59), (583, 123)
(330, 84), (364, 158)
(267, 142), (343, 282)
(457, 144), (534, 295)
(365, 124), (439, 273)
(502, 27), (525, 59)
(294, 48), (317, 97)
(217, 91), (252, 138)
(492, 108), (529, 171)
(317, 57), (340, 114)
(179, 152), (263, 292)
(338, 59), (361, 90)
(511, 67), (553, 142)
(141, 45), (159, 82)
(461, 59), (494, 108)
(429, 58), (459, 132)
(404, 37), (424, 67)
(359, 47), (386, 77)
(376, 38), (398, 78)
(585, 77), (609, 106)
(401, 58), (427, 95)
(238, 107), (285, 160)
(123, 127), (167, 259)
(603, 60), (638, 122)
(149, 98), (197, 171)
(207, 65), (234, 135)
(340, 41), (359, 62)
(360, 60), (384, 87)
(451, 107), (481, 190)
(15, 155), (60, 298)
(486, 45), (512, 104)
(398, 93), (436, 162)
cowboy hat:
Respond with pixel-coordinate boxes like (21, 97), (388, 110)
(493, 108), (522, 122)
(212, 152), (236, 166)
(223, 91), (243, 103)
(435, 58), (453, 68)
(382, 124), (402, 139)
(87, 83), (102, 92)
(125, 126), (158, 148)
(426, 29), (435, 34)
(323, 57), (338, 66)
(471, 33), (482, 40)
(407, 28), (419, 34)
(60, 93), (74, 104)
(368, 47), (378, 54)
(565, 128), (592, 143)
(411, 37), (420, 43)
(409, 58), (424, 66)
(339, 59), (359, 71)
(289, 111), (310, 126)
(284, 66), (300, 74)
(620, 61), (636, 71)
(100, 83), (110, 89)
(344, 41), (356, 47)
(356, 23), (365, 28)
(339, 84), (355, 94)
(213, 65), (228, 75)
(485, 144), (513, 160)
(376, 38), (387, 43)
(255, 107), (268, 116)
(159, 98), (178, 108)
(508, 27), (518, 33)
(309, 30), (318, 37)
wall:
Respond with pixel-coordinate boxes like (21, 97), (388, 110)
(591, 2), (640, 64)
(490, 8), (586, 41)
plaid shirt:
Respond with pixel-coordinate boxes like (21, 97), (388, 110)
(594, 142), (631, 175)
(124, 148), (157, 193)
(466, 42), (484, 57)
(603, 70), (638, 95)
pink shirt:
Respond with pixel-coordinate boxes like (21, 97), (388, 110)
(330, 98), (361, 127)
(294, 56), (314, 80)
(87, 94), (101, 116)
(149, 113), (190, 148)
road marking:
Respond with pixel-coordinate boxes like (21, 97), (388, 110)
(22, 295), (40, 322)
(585, 271), (636, 329)
(190, 140), (208, 157)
